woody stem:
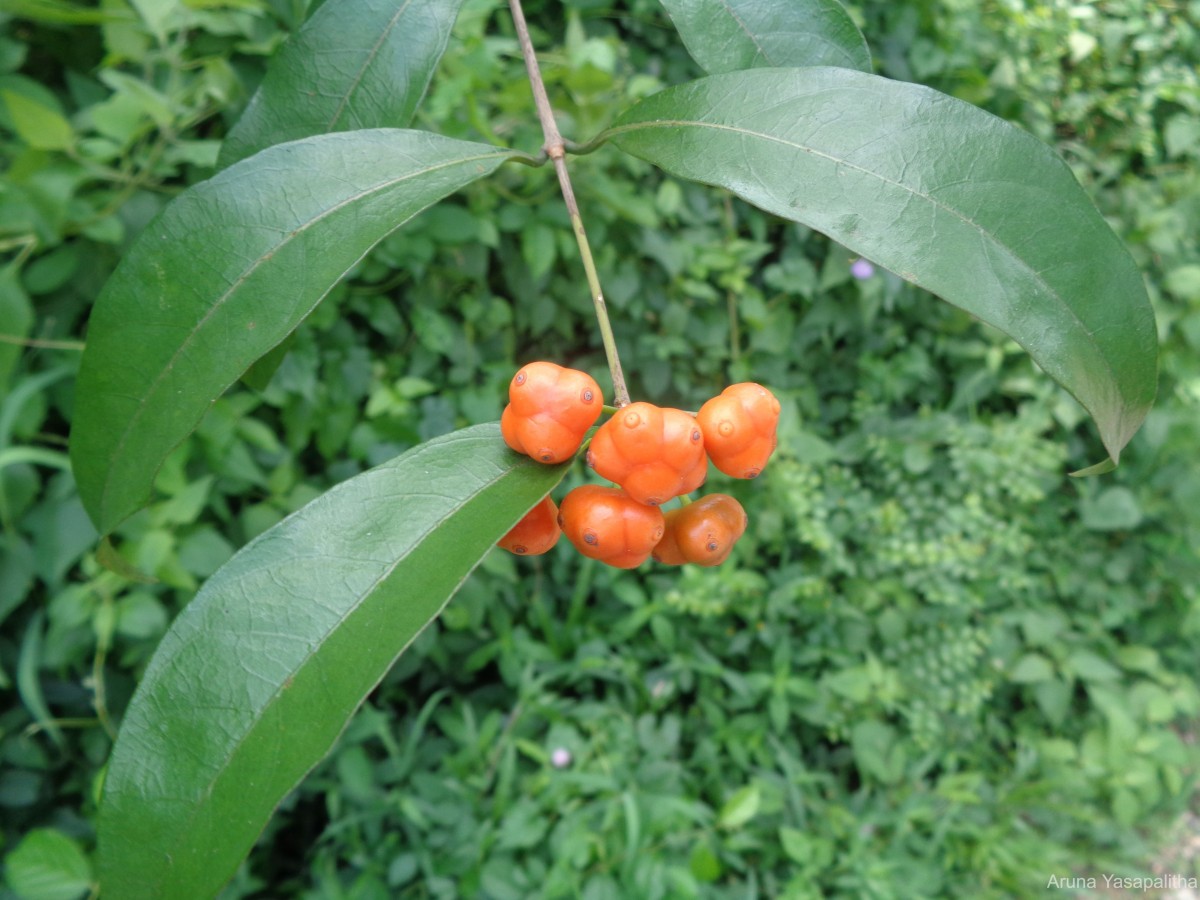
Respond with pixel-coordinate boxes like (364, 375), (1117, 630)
(508, 0), (631, 408)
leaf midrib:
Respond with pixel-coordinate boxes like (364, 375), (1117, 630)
(96, 147), (511, 526)
(708, 0), (864, 70)
(325, 0), (415, 130)
(606, 116), (1123, 405)
(713, 0), (772, 66)
(135, 431), (505, 895)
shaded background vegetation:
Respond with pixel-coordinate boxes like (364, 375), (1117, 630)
(1, 0), (1198, 896)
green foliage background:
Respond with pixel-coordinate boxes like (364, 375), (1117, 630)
(1, 0), (1198, 896)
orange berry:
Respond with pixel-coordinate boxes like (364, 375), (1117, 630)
(502, 362), (602, 464)
(585, 402), (707, 506)
(649, 515), (687, 565)
(652, 494), (747, 567)
(696, 383), (781, 479)
(557, 484), (665, 569)
(498, 496), (560, 556)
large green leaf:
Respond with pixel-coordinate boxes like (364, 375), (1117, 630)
(659, 0), (870, 74)
(603, 68), (1157, 465)
(97, 425), (567, 899)
(71, 129), (515, 536)
(217, 0), (467, 168)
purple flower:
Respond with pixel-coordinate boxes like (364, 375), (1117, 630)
(550, 747), (572, 769)
(850, 258), (875, 280)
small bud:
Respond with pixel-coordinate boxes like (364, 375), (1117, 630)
(550, 747), (572, 768)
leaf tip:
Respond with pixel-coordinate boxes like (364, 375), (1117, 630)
(1069, 456), (1118, 478)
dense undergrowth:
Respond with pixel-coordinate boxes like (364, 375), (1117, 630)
(1, 0), (1198, 896)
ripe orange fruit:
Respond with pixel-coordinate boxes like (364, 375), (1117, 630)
(501, 362), (603, 464)
(557, 484), (665, 569)
(696, 383), (781, 479)
(498, 495), (560, 556)
(585, 402), (707, 506)
(652, 494), (747, 566)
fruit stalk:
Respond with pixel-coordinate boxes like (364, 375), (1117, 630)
(508, 0), (631, 408)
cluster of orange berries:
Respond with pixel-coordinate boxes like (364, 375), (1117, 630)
(497, 361), (780, 569)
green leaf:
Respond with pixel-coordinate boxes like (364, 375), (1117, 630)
(1069, 456), (1116, 478)
(1033, 679), (1072, 726)
(97, 424), (567, 899)
(70, 129), (516, 535)
(96, 536), (157, 583)
(1114, 645), (1160, 674)
(1111, 788), (1140, 827)
(0, 0), (132, 23)
(688, 843), (721, 882)
(1, 365), (74, 454)
(779, 826), (816, 864)
(4, 828), (93, 900)
(717, 783), (760, 829)
(1164, 113), (1200, 159)
(97, 70), (175, 129)
(1, 88), (74, 150)
(1009, 653), (1055, 684)
(850, 719), (905, 784)
(126, 0), (177, 43)
(1080, 486), (1142, 531)
(0, 535), (36, 630)
(604, 69), (1157, 465)
(0, 263), (34, 389)
(824, 664), (871, 702)
(1066, 650), (1121, 682)
(17, 610), (65, 750)
(521, 221), (557, 280)
(659, 0), (870, 74)
(217, 0), (467, 168)
(238, 331), (295, 392)
(1164, 264), (1200, 301)
(0, 446), (71, 473)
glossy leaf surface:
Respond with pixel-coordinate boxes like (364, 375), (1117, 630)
(659, 0), (870, 73)
(605, 68), (1157, 464)
(71, 129), (515, 535)
(97, 425), (567, 899)
(218, 0), (467, 168)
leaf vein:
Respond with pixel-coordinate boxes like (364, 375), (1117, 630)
(139, 441), (509, 894)
(97, 148), (510, 524)
(608, 117), (1120, 394)
(326, 0), (415, 131)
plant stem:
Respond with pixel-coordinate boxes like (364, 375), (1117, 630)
(0, 333), (86, 351)
(727, 290), (741, 367)
(722, 194), (741, 368)
(508, 0), (631, 408)
(92, 590), (118, 741)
